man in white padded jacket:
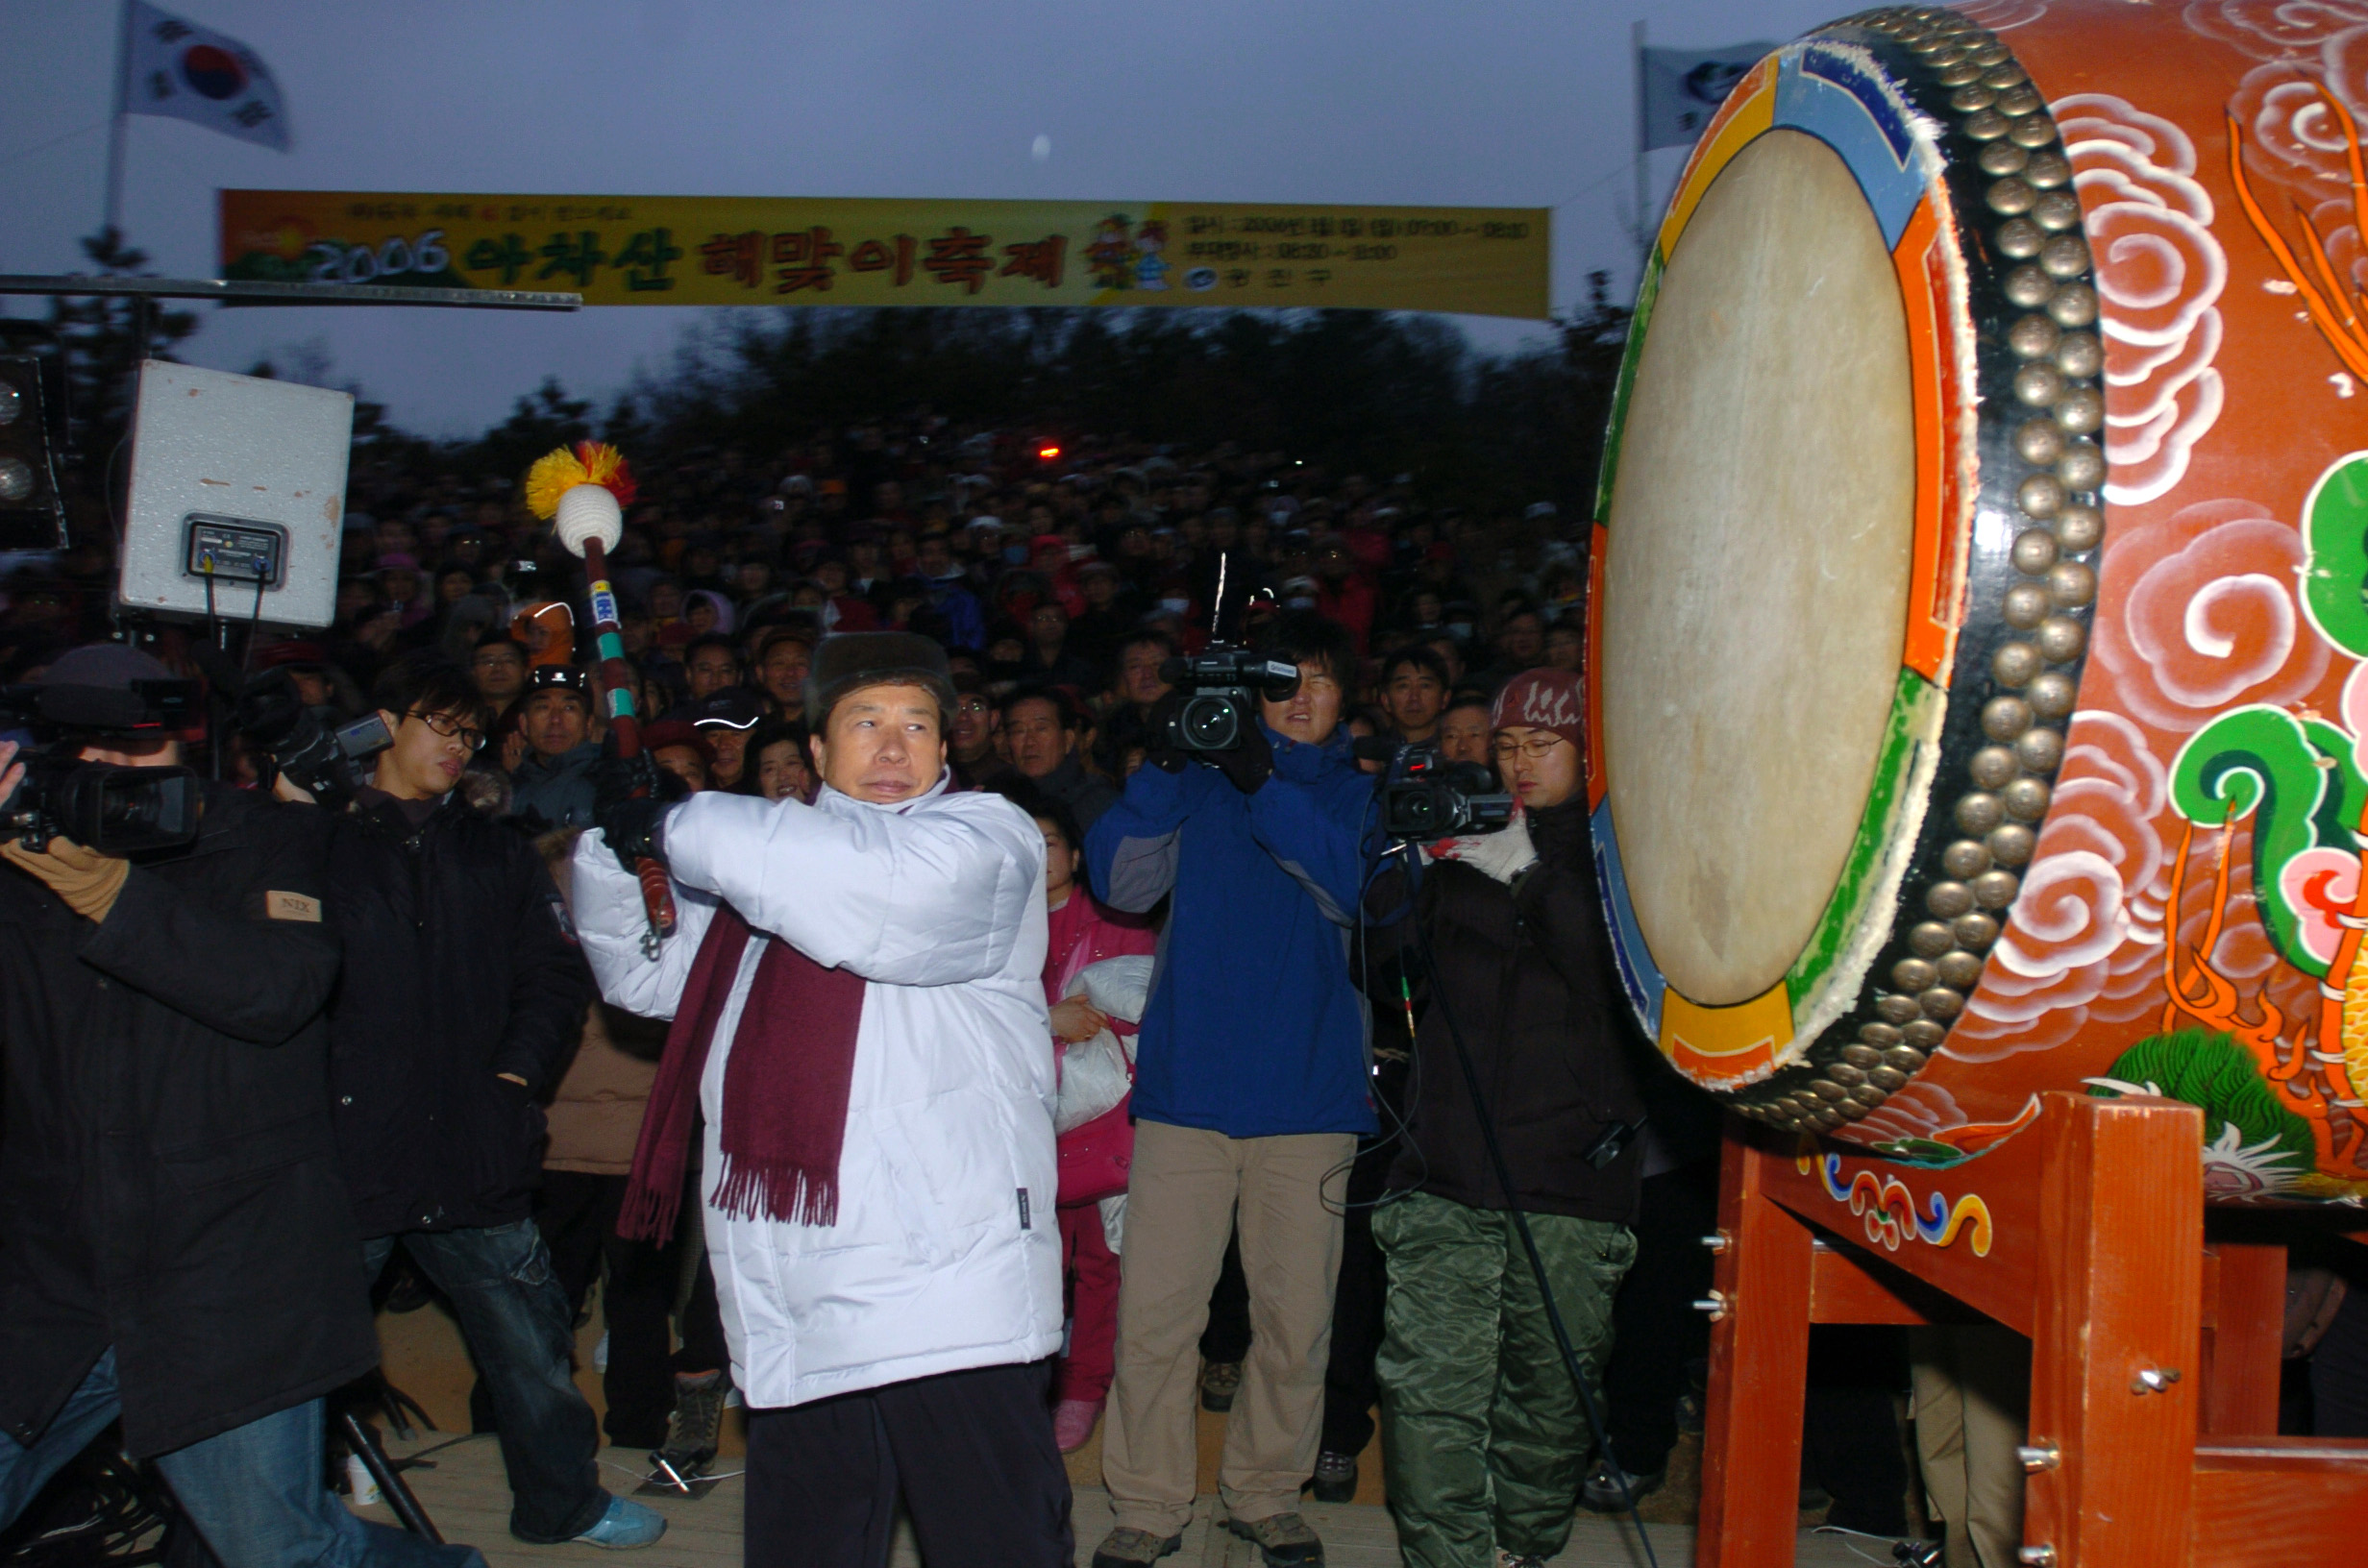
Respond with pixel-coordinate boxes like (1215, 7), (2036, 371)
(570, 631), (1070, 1568)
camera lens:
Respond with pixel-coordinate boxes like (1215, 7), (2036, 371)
(1181, 696), (1237, 751)
(0, 457), (33, 503)
(0, 382), (21, 427)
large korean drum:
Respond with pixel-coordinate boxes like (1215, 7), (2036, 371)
(1588, 0), (2368, 1200)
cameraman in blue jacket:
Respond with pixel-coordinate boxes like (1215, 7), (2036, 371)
(1084, 611), (1376, 1568)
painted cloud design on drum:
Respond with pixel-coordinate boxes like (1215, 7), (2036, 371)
(2187, 0), (2368, 61)
(1951, 712), (2170, 1060)
(2086, 500), (2331, 734)
(1854, 1079), (1971, 1145)
(2054, 93), (2228, 506)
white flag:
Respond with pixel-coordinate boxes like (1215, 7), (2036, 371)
(121, 1), (290, 151)
(1640, 44), (1772, 152)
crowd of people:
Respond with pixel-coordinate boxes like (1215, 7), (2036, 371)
(12, 413), (2354, 1568)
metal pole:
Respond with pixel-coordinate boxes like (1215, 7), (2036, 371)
(337, 1409), (445, 1544)
(103, 0), (132, 239)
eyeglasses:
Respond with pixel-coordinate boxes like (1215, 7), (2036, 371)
(409, 709), (487, 752)
(1490, 733), (1568, 762)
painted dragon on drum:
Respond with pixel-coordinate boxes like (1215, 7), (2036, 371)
(1587, 0), (2368, 1203)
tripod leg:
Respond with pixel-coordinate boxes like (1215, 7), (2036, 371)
(337, 1410), (444, 1545)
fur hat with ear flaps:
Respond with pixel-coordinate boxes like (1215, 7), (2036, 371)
(804, 632), (955, 727)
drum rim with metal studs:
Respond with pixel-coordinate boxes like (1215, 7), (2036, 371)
(1586, 12), (2104, 1138)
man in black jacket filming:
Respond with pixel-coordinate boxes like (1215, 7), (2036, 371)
(0, 644), (478, 1568)
(1368, 666), (1647, 1568)
(316, 651), (665, 1552)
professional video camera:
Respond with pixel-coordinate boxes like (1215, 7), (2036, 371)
(1158, 647), (1304, 752)
(0, 678), (202, 854)
(234, 669), (390, 806)
(1375, 741), (1514, 843)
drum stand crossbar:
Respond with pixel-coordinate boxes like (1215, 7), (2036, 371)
(1699, 1091), (2368, 1567)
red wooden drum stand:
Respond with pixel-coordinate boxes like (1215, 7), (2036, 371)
(1697, 1091), (2368, 1567)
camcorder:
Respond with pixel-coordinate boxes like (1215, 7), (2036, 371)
(234, 669), (391, 807)
(1373, 741), (1514, 843)
(1158, 647), (1303, 752)
(0, 678), (203, 854)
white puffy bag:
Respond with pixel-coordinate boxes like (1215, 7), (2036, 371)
(1050, 954), (1154, 1136)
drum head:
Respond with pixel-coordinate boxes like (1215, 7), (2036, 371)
(1602, 127), (1916, 1009)
(1587, 20), (2107, 1118)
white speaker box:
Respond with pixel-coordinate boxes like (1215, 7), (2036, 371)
(117, 360), (352, 629)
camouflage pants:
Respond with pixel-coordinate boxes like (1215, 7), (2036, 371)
(1371, 1190), (1635, 1568)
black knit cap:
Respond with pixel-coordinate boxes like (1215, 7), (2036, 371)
(803, 631), (955, 728)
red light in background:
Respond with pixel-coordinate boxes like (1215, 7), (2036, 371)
(1037, 444), (1062, 461)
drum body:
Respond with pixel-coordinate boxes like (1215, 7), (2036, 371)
(1590, 0), (2368, 1200)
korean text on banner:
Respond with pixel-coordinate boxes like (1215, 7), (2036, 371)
(218, 193), (1550, 319)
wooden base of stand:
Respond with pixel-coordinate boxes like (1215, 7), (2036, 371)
(1698, 1090), (2368, 1567)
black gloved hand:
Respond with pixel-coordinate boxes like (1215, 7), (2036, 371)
(591, 751), (685, 873)
(1208, 718), (1273, 796)
(1142, 692), (1189, 774)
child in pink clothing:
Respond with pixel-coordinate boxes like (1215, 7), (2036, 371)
(1033, 800), (1155, 1454)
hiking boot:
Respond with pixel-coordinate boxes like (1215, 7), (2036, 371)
(650, 1370), (726, 1482)
(1580, 1454), (1665, 1512)
(1308, 1449), (1357, 1503)
(571, 1495), (667, 1550)
(1198, 1359), (1243, 1413)
(1089, 1526), (1184, 1567)
(1225, 1511), (1324, 1567)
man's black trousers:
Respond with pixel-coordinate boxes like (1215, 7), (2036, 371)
(745, 1359), (1072, 1568)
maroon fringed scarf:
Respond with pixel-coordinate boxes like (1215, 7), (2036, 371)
(618, 904), (868, 1244)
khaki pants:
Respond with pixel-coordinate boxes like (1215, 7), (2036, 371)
(1911, 1324), (2031, 1568)
(1102, 1121), (1357, 1536)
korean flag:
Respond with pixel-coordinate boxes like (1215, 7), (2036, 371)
(122, 1), (291, 151)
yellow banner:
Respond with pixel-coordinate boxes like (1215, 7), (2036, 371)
(217, 192), (1548, 318)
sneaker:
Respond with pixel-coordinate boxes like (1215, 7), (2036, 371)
(571, 1495), (667, 1550)
(1308, 1449), (1357, 1503)
(650, 1369), (726, 1481)
(1580, 1455), (1665, 1512)
(1495, 1554), (1551, 1568)
(1089, 1526), (1184, 1567)
(1225, 1510), (1324, 1566)
(1052, 1397), (1103, 1453)
(1198, 1359), (1243, 1413)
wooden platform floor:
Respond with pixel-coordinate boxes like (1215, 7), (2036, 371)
(364, 1300), (1890, 1567)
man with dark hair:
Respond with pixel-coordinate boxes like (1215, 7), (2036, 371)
(1003, 687), (1119, 834)
(1112, 630), (1176, 726)
(321, 650), (665, 1552)
(472, 633), (530, 721)
(0, 646), (478, 1568)
(1085, 611), (1376, 1568)
(1377, 646), (1450, 747)
(576, 631), (1071, 1568)
(509, 666), (602, 830)
(948, 672), (1013, 791)
(676, 634), (744, 709)
(752, 627), (815, 725)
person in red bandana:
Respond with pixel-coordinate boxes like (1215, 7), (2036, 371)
(574, 631), (1070, 1568)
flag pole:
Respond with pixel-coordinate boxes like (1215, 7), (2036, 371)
(102, 0), (132, 240)
(1633, 18), (1649, 285)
